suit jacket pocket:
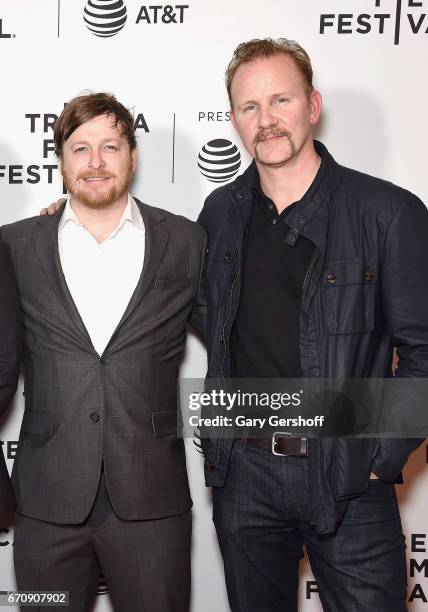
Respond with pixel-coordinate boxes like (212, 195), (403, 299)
(151, 409), (179, 438)
(153, 277), (191, 288)
(20, 410), (54, 437)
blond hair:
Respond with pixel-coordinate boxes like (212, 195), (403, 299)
(226, 38), (314, 107)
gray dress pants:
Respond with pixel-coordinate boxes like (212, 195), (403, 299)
(13, 474), (191, 612)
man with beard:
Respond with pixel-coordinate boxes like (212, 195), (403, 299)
(1, 93), (205, 612)
(197, 39), (428, 611)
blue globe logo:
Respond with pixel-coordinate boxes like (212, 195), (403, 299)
(84, 0), (127, 38)
(198, 139), (241, 183)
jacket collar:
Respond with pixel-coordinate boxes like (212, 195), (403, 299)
(228, 140), (337, 249)
(58, 193), (144, 236)
(32, 197), (168, 355)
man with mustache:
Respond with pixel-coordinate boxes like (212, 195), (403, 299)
(197, 39), (428, 611)
(1, 92), (205, 611)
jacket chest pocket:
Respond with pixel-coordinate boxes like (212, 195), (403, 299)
(324, 259), (376, 334)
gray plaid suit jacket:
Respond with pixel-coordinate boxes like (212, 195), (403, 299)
(1, 199), (206, 524)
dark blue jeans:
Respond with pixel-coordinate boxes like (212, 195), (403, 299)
(213, 441), (407, 612)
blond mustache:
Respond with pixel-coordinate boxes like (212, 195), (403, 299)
(78, 173), (114, 180)
(253, 130), (291, 145)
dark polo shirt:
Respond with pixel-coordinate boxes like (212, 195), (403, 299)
(230, 158), (327, 378)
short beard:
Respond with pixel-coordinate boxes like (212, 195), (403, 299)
(62, 162), (134, 210)
(253, 129), (296, 167)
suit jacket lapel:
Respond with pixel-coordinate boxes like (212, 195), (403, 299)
(105, 199), (169, 346)
(32, 206), (94, 348)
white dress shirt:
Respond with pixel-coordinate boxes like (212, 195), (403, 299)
(58, 194), (145, 356)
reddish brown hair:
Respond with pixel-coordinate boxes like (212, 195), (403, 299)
(54, 92), (137, 157)
(226, 38), (314, 107)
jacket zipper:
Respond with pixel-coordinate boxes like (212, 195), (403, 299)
(219, 272), (239, 381)
(300, 247), (327, 531)
(303, 250), (319, 292)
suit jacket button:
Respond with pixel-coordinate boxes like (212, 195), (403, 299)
(101, 356), (110, 365)
(327, 273), (337, 284)
(90, 412), (100, 423)
(206, 463), (216, 472)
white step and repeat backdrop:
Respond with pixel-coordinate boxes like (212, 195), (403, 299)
(0, 0), (427, 610)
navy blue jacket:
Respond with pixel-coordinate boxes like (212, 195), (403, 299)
(195, 141), (428, 533)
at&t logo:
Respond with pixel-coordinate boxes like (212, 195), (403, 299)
(136, 4), (189, 24)
(83, 1), (190, 36)
(198, 139), (241, 184)
(84, 0), (128, 38)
